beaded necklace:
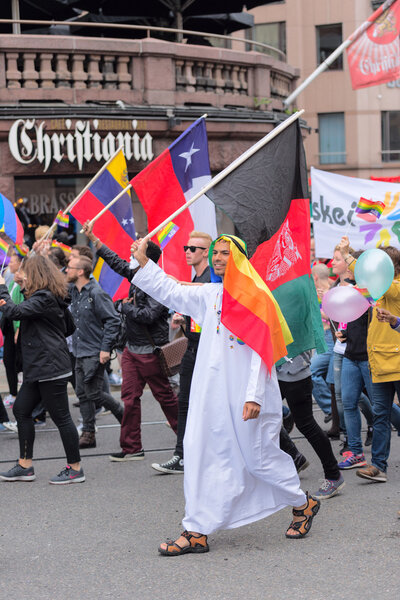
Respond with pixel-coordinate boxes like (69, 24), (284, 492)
(214, 289), (222, 334)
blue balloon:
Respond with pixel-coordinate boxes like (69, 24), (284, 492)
(354, 249), (394, 300)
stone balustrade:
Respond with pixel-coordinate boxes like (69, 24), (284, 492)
(0, 35), (298, 110)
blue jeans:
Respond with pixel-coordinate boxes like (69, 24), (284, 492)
(311, 329), (334, 414)
(335, 353), (374, 435)
(341, 358), (374, 455)
(371, 380), (400, 472)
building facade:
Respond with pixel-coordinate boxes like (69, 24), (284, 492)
(0, 32), (303, 244)
(247, 0), (400, 179)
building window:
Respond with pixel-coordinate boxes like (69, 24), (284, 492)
(316, 24), (343, 70)
(246, 22), (286, 60)
(381, 111), (400, 162)
(318, 113), (346, 164)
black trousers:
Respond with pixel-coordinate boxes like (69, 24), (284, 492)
(13, 377), (80, 463)
(175, 346), (197, 458)
(279, 376), (340, 481)
(3, 331), (21, 397)
(0, 396), (9, 423)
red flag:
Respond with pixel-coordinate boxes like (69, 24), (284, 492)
(347, 0), (400, 89)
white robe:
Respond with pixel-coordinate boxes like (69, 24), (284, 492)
(133, 260), (306, 535)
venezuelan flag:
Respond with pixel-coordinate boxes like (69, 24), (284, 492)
(355, 197), (385, 221)
(213, 235), (292, 371)
(0, 193), (24, 244)
(70, 149), (135, 300)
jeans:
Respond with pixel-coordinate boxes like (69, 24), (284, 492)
(371, 380), (400, 472)
(120, 348), (178, 453)
(279, 376), (339, 480)
(310, 329), (334, 415)
(176, 347), (197, 458)
(75, 356), (111, 433)
(341, 358), (374, 455)
(13, 378), (80, 463)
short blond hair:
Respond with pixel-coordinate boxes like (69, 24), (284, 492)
(35, 225), (51, 241)
(189, 231), (213, 247)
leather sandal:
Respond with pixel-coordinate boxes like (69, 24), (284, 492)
(158, 530), (209, 556)
(285, 492), (321, 539)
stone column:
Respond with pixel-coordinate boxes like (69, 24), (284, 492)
(22, 53), (39, 88)
(39, 53), (55, 88)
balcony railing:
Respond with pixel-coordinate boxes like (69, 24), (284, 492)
(0, 25), (298, 111)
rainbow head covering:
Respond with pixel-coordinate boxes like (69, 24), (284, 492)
(208, 234), (292, 371)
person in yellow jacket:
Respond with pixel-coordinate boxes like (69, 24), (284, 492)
(339, 237), (400, 483)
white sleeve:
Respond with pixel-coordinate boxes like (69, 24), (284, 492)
(132, 259), (210, 326)
(245, 351), (270, 407)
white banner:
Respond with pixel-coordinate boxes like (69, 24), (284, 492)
(311, 167), (400, 258)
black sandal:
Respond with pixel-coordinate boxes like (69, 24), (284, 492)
(158, 530), (209, 556)
(286, 492), (320, 539)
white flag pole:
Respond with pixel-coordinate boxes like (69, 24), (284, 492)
(283, 0), (398, 107)
(42, 145), (124, 241)
(142, 109), (305, 242)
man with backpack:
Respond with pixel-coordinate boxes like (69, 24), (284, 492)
(67, 256), (123, 448)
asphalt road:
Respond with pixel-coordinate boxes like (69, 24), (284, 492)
(1, 380), (400, 600)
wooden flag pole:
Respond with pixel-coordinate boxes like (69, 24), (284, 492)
(142, 109), (304, 243)
(41, 145), (124, 242)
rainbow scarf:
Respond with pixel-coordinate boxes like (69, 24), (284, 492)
(209, 234), (292, 371)
(55, 210), (69, 228)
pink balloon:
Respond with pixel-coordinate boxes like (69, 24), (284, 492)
(321, 286), (370, 323)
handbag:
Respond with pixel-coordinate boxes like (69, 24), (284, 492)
(142, 325), (188, 378)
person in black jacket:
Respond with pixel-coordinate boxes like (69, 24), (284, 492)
(0, 255), (84, 485)
(83, 221), (178, 462)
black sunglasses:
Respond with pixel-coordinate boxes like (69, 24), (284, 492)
(183, 245), (207, 252)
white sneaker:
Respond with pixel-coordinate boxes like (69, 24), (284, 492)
(3, 394), (16, 407)
(1, 421), (18, 433)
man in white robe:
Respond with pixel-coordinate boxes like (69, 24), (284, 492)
(132, 235), (321, 553)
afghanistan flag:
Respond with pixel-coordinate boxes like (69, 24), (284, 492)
(205, 120), (307, 257)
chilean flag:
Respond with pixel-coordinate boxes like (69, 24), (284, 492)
(130, 117), (217, 281)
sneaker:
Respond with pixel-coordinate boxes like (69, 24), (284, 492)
(365, 426), (373, 447)
(109, 450), (145, 462)
(108, 373), (122, 386)
(356, 464), (387, 482)
(3, 394), (16, 407)
(293, 452), (310, 474)
(49, 465), (85, 485)
(0, 462), (36, 481)
(1, 421), (18, 433)
(313, 474), (345, 499)
(338, 452), (367, 470)
(151, 455), (184, 474)
(79, 431), (96, 449)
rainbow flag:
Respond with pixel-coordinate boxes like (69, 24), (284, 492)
(0, 193), (24, 244)
(355, 197), (385, 222)
(0, 238), (10, 255)
(354, 285), (374, 305)
(55, 210), (69, 228)
(214, 235), (292, 371)
(14, 243), (28, 257)
(157, 221), (179, 250)
(52, 240), (71, 254)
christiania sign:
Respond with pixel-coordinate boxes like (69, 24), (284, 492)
(8, 118), (154, 173)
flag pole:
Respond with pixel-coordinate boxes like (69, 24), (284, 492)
(142, 109), (305, 242)
(283, 0), (397, 107)
(41, 145), (124, 242)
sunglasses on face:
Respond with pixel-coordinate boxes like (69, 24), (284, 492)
(183, 246), (207, 253)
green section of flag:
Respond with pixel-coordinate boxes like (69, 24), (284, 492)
(274, 273), (327, 366)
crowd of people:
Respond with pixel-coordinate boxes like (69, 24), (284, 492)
(0, 220), (399, 554)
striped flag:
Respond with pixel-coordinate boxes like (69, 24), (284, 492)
(14, 243), (28, 257)
(354, 285), (375, 305)
(52, 240), (71, 254)
(355, 197), (385, 222)
(157, 221), (179, 250)
(55, 210), (70, 228)
(0, 238), (10, 255)
(214, 234), (292, 371)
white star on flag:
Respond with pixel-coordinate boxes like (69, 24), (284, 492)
(129, 218), (134, 224)
(179, 143), (200, 172)
(122, 218), (128, 226)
